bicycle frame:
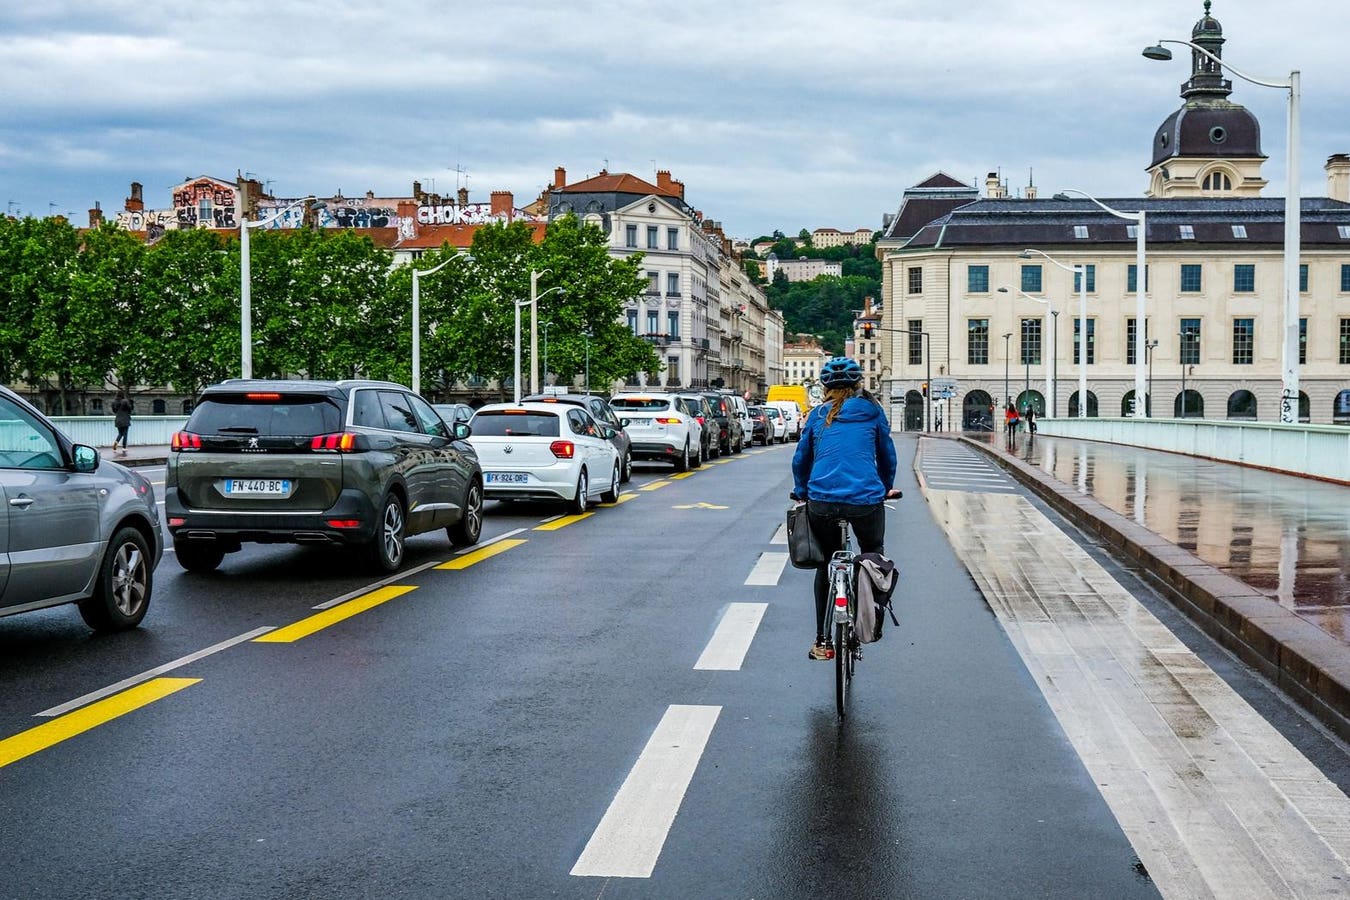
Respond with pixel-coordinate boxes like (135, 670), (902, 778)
(825, 518), (859, 718)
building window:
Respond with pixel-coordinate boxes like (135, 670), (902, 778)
(1020, 318), (1041, 365)
(667, 273), (680, 296)
(1126, 318), (1149, 364)
(646, 310), (659, 334)
(1232, 225), (1248, 238)
(1072, 264), (1096, 293)
(1341, 319), (1350, 364)
(1073, 225), (1089, 239)
(1339, 226), (1350, 240)
(1180, 264), (1202, 292)
(1300, 263), (1309, 292)
(907, 267), (923, 294)
(667, 227), (679, 251)
(626, 224), (637, 248)
(1180, 318), (1201, 364)
(1127, 264), (1150, 293)
(627, 310), (638, 334)
(1202, 172), (1232, 191)
(667, 356), (680, 383)
(647, 226), (658, 249)
(908, 319), (923, 365)
(1232, 318), (1254, 364)
(1300, 317), (1307, 365)
(1179, 224), (1196, 239)
(1126, 225), (1138, 239)
(967, 265), (989, 293)
(1073, 318), (1096, 365)
(198, 197), (213, 224)
(1342, 264), (1350, 292)
(667, 311), (680, 339)
(1021, 264), (1042, 293)
(646, 271), (659, 294)
(1234, 264), (1255, 293)
(968, 319), (989, 365)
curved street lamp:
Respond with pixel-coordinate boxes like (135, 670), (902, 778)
(240, 196), (326, 379)
(1021, 249), (1089, 417)
(1144, 38), (1300, 423)
(411, 251), (472, 396)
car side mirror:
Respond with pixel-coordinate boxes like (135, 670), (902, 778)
(602, 426), (617, 439)
(72, 444), (99, 473)
(453, 422), (472, 440)
(620, 418), (630, 427)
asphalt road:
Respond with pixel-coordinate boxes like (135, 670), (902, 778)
(0, 436), (1343, 898)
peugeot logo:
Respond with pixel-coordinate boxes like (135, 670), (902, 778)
(504, 445), (513, 454)
(248, 437), (259, 449)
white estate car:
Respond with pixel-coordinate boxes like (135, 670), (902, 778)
(762, 405), (789, 443)
(469, 403), (620, 512)
(609, 393), (705, 471)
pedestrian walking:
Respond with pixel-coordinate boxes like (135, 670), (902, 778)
(111, 391), (132, 457)
(1024, 405), (1037, 434)
(1004, 403), (1019, 441)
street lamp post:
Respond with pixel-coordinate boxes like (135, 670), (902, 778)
(1054, 189), (1147, 418)
(1145, 338), (1160, 417)
(997, 286), (1053, 417)
(410, 251), (471, 396)
(528, 270), (564, 395)
(1022, 249), (1087, 417)
(239, 196), (324, 379)
(1178, 330), (1194, 418)
(1145, 38), (1300, 422)
(1002, 332), (1012, 416)
(1050, 310), (1060, 417)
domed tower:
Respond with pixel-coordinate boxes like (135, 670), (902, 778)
(1146, 2), (1268, 197)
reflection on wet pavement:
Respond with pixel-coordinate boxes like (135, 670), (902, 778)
(974, 432), (1350, 643)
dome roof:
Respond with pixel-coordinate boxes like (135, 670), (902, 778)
(1151, 103), (1264, 168)
(1193, 1), (1222, 38)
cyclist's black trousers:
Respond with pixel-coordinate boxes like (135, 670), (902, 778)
(807, 501), (886, 641)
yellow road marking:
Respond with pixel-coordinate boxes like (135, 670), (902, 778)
(670, 472), (698, 480)
(254, 585), (417, 643)
(0, 678), (198, 770)
(599, 493), (638, 508)
(673, 502), (729, 509)
(640, 481), (670, 491)
(535, 512), (593, 530)
(436, 538), (528, 570)
(712, 459), (733, 465)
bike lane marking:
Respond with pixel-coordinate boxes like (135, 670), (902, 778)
(253, 585), (417, 643)
(694, 603), (768, 671)
(571, 704), (722, 878)
(534, 513), (593, 531)
(435, 538), (528, 570)
(744, 552), (788, 586)
(36, 627), (275, 717)
(2, 678), (199, 770)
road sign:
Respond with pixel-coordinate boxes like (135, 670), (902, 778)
(931, 377), (958, 392)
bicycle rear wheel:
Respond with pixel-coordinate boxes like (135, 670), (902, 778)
(834, 620), (850, 717)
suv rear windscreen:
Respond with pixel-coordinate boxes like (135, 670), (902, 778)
(610, 397), (672, 411)
(187, 395), (342, 437)
(471, 411), (561, 437)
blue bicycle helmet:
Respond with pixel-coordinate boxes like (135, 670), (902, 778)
(819, 356), (863, 388)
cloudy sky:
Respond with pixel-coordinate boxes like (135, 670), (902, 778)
(3, 1), (1348, 237)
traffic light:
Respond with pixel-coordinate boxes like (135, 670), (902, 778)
(862, 323), (874, 339)
(921, 382), (928, 398)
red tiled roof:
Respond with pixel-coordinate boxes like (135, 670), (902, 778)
(395, 223), (546, 250)
(560, 172), (674, 197)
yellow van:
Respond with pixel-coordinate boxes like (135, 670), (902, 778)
(767, 384), (811, 411)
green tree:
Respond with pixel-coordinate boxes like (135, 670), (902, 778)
(0, 217), (80, 395)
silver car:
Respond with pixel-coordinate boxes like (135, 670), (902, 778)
(0, 385), (162, 631)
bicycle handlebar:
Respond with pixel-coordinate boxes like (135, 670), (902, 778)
(789, 489), (903, 502)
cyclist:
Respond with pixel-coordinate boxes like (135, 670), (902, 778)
(791, 357), (900, 660)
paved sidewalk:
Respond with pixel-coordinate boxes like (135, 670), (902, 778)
(99, 444), (170, 467)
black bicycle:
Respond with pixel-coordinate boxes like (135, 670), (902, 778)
(825, 516), (861, 717)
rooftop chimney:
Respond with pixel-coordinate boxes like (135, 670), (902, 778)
(490, 190), (514, 218)
(554, 166), (566, 189)
(88, 201), (103, 228)
(457, 186), (469, 206)
(124, 181), (144, 212)
(1326, 154), (1350, 203)
(412, 181), (424, 202)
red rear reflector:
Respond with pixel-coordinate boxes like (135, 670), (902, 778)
(245, 393), (282, 400)
(172, 431), (202, 450)
(168, 517), (185, 527)
(835, 596), (848, 607)
(549, 440), (575, 459)
(696, 416), (706, 424)
(310, 433), (357, 451)
(326, 519), (361, 529)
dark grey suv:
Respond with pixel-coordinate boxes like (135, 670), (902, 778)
(165, 379), (483, 573)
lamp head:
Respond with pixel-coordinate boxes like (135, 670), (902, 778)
(309, 200), (328, 211)
(996, 287), (1010, 293)
(1052, 193), (1071, 201)
(1018, 250), (1034, 259)
(1142, 44), (1173, 61)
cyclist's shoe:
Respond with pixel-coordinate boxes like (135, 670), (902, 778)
(808, 641), (834, 661)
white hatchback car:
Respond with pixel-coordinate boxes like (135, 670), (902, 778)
(469, 403), (620, 512)
(768, 400), (804, 441)
(610, 393), (705, 471)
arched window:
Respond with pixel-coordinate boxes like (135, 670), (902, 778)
(1068, 390), (1098, 417)
(1226, 390), (1257, 420)
(151, 398), (167, 415)
(1202, 171), (1233, 192)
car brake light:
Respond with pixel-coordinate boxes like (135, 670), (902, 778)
(655, 417), (681, 424)
(168, 517), (185, 527)
(549, 440), (575, 459)
(696, 416), (706, 425)
(172, 431), (202, 450)
(326, 519), (362, 529)
(311, 432), (358, 452)
(245, 393), (282, 400)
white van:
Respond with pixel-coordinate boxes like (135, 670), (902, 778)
(766, 400), (804, 441)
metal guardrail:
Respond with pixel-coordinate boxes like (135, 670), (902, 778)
(47, 416), (190, 447)
(1036, 417), (1350, 484)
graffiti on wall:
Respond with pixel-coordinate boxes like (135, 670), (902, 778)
(172, 178), (239, 228)
(114, 209), (179, 231)
(416, 203), (542, 225)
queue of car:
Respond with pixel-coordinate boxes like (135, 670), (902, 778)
(0, 380), (803, 634)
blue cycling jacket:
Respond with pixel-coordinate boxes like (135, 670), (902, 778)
(791, 396), (897, 504)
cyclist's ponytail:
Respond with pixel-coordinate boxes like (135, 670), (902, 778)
(823, 384), (859, 426)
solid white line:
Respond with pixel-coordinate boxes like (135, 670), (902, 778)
(744, 552), (788, 586)
(694, 603), (768, 671)
(770, 523), (788, 545)
(571, 704), (722, 878)
(36, 626), (276, 717)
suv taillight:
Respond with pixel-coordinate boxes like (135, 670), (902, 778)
(311, 432), (359, 452)
(172, 431), (202, 450)
(655, 417), (681, 424)
(549, 440), (575, 459)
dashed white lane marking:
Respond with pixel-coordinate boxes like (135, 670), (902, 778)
(694, 603), (768, 671)
(36, 627), (276, 717)
(744, 552), (788, 586)
(571, 704), (722, 878)
(770, 523), (788, 545)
